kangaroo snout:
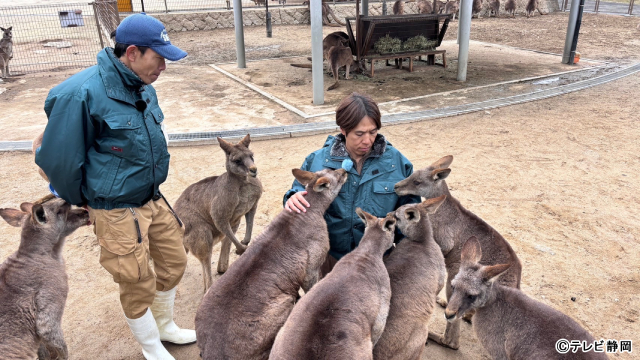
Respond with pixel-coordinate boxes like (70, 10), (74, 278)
(249, 166), (258, 177)
(444, 309), (457, 322)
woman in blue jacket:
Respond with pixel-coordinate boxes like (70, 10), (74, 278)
(284, 92), (421, 274)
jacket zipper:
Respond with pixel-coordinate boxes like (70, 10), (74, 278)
(129, 208), (143, 243)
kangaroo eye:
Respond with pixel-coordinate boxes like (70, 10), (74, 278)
(250, 155), (254, 161)
(234, 159), (243, 165)
(413, 180), (421, 186)
(468, 295), (477, 302)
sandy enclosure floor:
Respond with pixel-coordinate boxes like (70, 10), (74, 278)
(0, 10), (639, 360)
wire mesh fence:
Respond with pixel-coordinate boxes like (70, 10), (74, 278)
(0, 1), (119, 74)
(117, 0), (365, 13)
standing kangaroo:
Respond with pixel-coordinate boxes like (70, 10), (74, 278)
(525, 0), (545, 17)
(505, 0), (516, 17)
(489, 0), (500, 16)
(393, 0), (405, 14)
(269, 209), (396, 360)
(175, 134), (262, 291)
(0, 196), (90, 359)
(447, 237), (608, 360)
(196, 168), (348, 360)
(444, 1), (460, 20)
(393, 155), (522, 350)
(373, 196), (447, 360)
(0, 26), (12, 79)
(327, 43), (354, 91)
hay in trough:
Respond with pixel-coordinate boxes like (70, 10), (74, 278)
(374, 34), (403, 54)
(402, 35), (438, 52)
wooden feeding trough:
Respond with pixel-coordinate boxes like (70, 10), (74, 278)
(346, 11), (452, 77)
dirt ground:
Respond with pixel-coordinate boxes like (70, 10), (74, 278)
(0, 11), (639, 360)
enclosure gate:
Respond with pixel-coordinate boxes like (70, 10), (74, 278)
(0, 1), (119, 75)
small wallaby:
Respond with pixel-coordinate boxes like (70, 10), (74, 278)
(525, 0), (545, 17)
(196, 168), (348, 360)
(489, 0), (500, 16)
(327, 44), (354, 91)
(394, 155), (522, 351)
(444, 0), (460, 20)
(175, 134), (262, 291)
(373, 196), (447, 360)
(0, 196), (90, 359)
(269, 209), (396, 360)
(505, 0), (516, 17)
(291, 31), (350, 69)
(393, 0), (405, 14)
(0, 26), (13, 79)
(447, 237), (609, 360)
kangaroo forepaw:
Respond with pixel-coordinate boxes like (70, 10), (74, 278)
(462, 311), (473, 324)
(235, 244), (247, 255)
(427, 332), (459, 350)
(436, 295), (448, 308)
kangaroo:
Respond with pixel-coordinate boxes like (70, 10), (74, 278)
(0, 26), (13, 79)
(444, 0), (460, 20)
(525, 0), (545, 17)
(327, 43), (354, 91)
(269, 209), (396, 360)
(373, 196), (447, 360)
(472, 0), (484, 17)
(393, 155), (522, 350)
(489, 0), (500, 16)
(303, 2), (346, 26)
(32, 131), (50, 182)
(0, 196), (90, 360)
(195, 168), (348, 360)
(393, 0), (405, 14)
(447, 237), (609, 360)
(175, 134), (262, 291)
(291, 31), (350, 70)
(505, 0), (516, 17)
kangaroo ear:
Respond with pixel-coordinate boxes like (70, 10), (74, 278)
(430, 155), (453, 169)
(0, 27), (4, 32)
(404, 208), (420, 223)
(355, 207), (375, 226)
(420, 195), (446, 214)
(312, 177), (330, 192)
(481, 263), (512, 283)
(430, 168), (451, 181)
(32, 204), (47, 225)
(239, 134), (251, 148)
(292, 169), (316, 186)
(383, 216), (396, 232)
(460, 236), (482, 264)
(0, 208), (28, 227)
(20, 202), (34, 213)
(7, 27), (11, 31)
(217, 137), (233, 153)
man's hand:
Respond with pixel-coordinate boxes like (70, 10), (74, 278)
(285, 191), (311, 214)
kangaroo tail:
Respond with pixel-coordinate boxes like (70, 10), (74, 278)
(329, 9), (346, 26)
(290, 63), (313, 68)
(327, 82), (340, 91)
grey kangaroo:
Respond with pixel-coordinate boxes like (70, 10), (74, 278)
(373, 196), (447, 360)
(0, 196), (90, 359)
(269, 209), (396, 360)
(447, 237), (608, 360)
(505, 0), (516, 17)
(394, 155), (522, 350)
(525, 0), (545, 17)
(195, 167), (348, 360)
(175, 134), (262, 291)
(0, 26), (13, 79)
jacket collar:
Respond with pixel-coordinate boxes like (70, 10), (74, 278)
(98, 48), (146, 106)
(329, 133), (387, 159)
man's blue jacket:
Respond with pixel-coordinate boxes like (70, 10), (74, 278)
(36, 48), (169, 210)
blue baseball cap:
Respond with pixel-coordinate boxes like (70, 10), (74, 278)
(115, 12), (187, 61)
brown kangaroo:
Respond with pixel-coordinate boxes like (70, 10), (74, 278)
(0, 196), (90, 359)
(269, 208), (396, 360)
(0, 26), (12, 79)
(393, 0), (405, 14)
(525, 0), (545, 17)
(393, 155), (522, 350)
(489, 0), (500, 16)
(505, 0), (516, 17)
(327, 43), (354, 91)
(444, 0), (460, 19)
(373, 196), (447, 360)
(175, 134), (262, 291)
(195, 167), (348, 360)
(447, 237), (608, 360)
(291, 31), (350, 69)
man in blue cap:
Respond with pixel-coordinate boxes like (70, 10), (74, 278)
(36, 13), (194, 359)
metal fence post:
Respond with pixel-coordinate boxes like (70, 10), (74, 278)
(93, 2), (105, 49)
(628, 0), (635, 15)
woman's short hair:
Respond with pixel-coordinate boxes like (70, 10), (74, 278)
(335, 92), (382, 135)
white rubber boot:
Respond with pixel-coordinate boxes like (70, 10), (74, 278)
(125, 308), (175, 360)
(150, 287), (197, 344)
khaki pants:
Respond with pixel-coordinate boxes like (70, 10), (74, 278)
(89, 197), (187, 319)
